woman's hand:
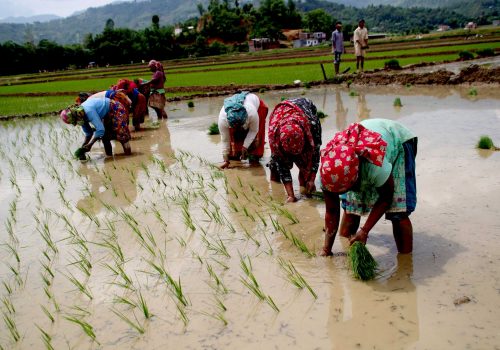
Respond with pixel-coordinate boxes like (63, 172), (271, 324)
(220, 161), (231, 169)
(349, 227), (369, 245)
(240, 147), (249, 160)
(305, 180), (316, 196)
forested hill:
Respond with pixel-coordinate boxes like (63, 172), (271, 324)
(0, 0), (497, 44)
(298, 0), (470, 34)
(327, 0), (498, 17)
(0, 0), (206, 45)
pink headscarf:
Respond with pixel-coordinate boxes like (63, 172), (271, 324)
(148, 59), (164, 72)
(320, 123), (387, 193)
(269, 101), (314, 157)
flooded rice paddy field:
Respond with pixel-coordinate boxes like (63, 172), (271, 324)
(0, 85), (499, 349)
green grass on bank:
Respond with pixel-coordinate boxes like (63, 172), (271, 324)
(0, 95), (75, 116)
(0, 50), (476, 96)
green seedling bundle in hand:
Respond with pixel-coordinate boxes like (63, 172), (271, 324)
(349, 241), (377, 281)
(74, 148), (87, 160)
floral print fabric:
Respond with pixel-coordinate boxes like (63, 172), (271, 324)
(320, 122), (387, 193)
(268, 98), (321, 183)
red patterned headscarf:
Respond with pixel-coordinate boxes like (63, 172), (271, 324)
(320, 123), (387, 193)
(114, 79), (137, 95)
(269, 101), (315, 158)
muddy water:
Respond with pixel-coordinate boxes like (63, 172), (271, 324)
(0, 85), (499, 349)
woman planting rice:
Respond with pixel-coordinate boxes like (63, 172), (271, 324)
(319, 119), (417, 256)
(218, 91), (269, 169)
(60, 97), (132, 160)
(268, 98), (322, 202)
(114, 79), (147, 131)
(141, 60), (167, 120)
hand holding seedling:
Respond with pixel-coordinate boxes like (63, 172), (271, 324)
(305, 180), (316, 196)
(349, 227), (369, 245)
(240, 147), (249, 160)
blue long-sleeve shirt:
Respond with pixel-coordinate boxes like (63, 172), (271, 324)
(81, 98), (110, 138)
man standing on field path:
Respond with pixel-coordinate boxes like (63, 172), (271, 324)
(354, 19), (368, 72)
(331, 21), (346, 75)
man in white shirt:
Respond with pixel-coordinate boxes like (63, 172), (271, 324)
(353, 19), (368, 72)
(218, 92), (268, 169)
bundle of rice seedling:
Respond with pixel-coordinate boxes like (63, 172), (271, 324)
(477, 135), (494, 150)
(208, 122), (219, 135)
(74, 148), (87, 159)
(393, 97), (403, 107)
(349, 241), (377, 281)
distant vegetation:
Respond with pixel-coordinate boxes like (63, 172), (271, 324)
(0, 0), (498, 76)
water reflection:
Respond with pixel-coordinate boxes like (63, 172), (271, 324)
(76, 122), (173, 214)
(335, 90), (348, 131)
(356, 92), (371, 121)
(329, 254), (418, 349)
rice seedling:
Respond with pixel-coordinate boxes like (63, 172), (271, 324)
(200, 233), (231, 258)
(187, 100), (195, 108)
(241, 226), (260, 247)
(111, 308), (145, 334)
(76, 207), (100, 227)
(176, 303), (189, 326)
(256, 212), (267, 227)
(287, 231), (315, 258)
(206, 263), (228, 294)
(477, 135), (495, 150)
(64, 272), (93, 300)
(35, 324), (54, 350)
(104, 262), (134, 290)
(276, 206), (299, 224)
(2, 297), (15, 314)
(181, 204), (196, 231)
(113, 295), (137, 308)
(7, 263), (23, 287)
(349, 241), (378, 281)
(239, 254), (279, 312)
(37, 223), (58, 255)
(64, 316), (99, 344)
(277, 257), (317, 299)
(137, 290), (152, 319)
(469, 88), (478, 96)
(3, 312), (20, 342)
(393, 97), (403, 107)
(68, 251), (92, 278)
(349, 90), (359, 97)
(40, 305), (55, 323)
(4, 242), (20, 263)
(242, 206), (256, 222)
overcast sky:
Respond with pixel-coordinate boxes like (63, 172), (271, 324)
(0, 0), (122, 19)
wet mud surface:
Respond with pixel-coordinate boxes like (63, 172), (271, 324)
(0, 85), (499, 349)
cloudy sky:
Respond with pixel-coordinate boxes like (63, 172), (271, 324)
(0, 0), (124, 18)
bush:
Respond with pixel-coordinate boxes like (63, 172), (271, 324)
(459, 50), (474, 60)
(187, 101), (195, 108)
(477, 135), (494, 150)
(208, 122), (219, 135)
(476, 48), (495, 57)
(384, 59), (401, 70)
